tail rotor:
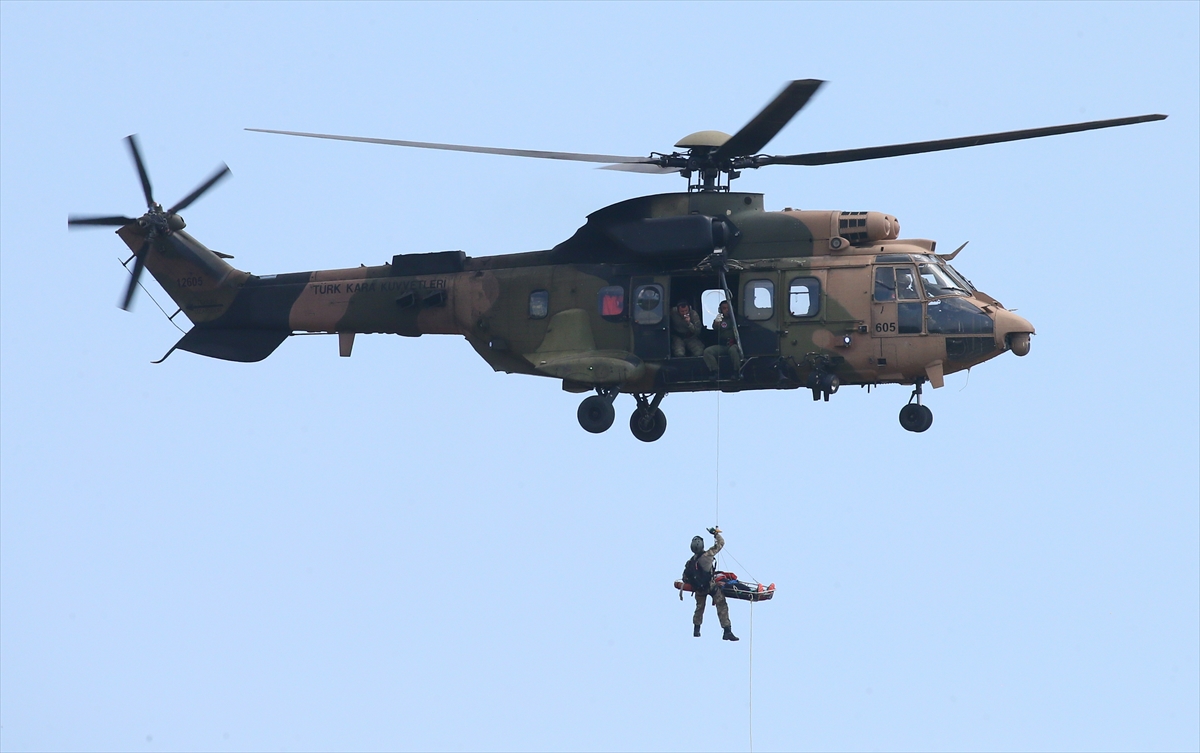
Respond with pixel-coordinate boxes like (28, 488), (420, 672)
(68, 134), (230, 310)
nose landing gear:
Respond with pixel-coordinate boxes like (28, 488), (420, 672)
(899, 381), (934, 433)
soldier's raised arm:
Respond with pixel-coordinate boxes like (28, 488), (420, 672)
(708, 529), (724, 556)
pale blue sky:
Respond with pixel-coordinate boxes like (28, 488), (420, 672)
(2, 2), (1197, 751)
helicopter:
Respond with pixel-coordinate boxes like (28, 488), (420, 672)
(69, 80), (1165, 441)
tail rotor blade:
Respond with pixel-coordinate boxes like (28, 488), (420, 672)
(125, 134), (155, 209)
(68, 215), (136, 228)
(121, 239), (150, 311)
(167, 163), (231, 215)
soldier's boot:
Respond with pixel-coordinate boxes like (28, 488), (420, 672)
(723, 627), (739, 642)
(693, 624), (701, 637)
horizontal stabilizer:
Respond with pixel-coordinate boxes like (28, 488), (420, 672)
(175, 328), (289, 362)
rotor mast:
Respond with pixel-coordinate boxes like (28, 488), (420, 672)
(658, 131), (742, 192)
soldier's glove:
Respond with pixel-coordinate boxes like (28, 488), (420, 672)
(707, 526), (721, 535)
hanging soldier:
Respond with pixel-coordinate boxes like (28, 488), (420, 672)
(682, 527), (739, 641)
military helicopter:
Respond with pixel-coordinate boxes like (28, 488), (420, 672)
(69, 80), (1165, 441)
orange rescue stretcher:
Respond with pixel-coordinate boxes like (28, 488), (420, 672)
(674, 571), (776, 602)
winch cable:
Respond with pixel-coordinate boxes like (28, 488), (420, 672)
(715, 389), (721, 528)
(750, 598), (755, 753)
(712, 383), (756, 753)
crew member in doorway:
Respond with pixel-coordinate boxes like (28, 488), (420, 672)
(703, 299), (742, 377)
(671, 299), (705, 357)
(683, 527), (738, 641)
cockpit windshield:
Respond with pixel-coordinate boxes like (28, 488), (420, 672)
(909, 254), (975, 294)
(941, 262), (976, 294)
(918, 262), (969, 298)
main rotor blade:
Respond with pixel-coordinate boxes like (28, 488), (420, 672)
(125, 134), (155, 208)
(760, 113), (1168, 167)
(246, 128), (648, 164)
(68, 214), (136, 228)
(167, 163), (231, 216)
(121, 239), (150, 311)
(714, 79), (824, 160)
(599, 163), (681, 174)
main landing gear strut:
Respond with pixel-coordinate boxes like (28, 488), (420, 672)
(629, 392), (668, 443)
(576, 388), (669, 442)
(898, 381), (934, 433)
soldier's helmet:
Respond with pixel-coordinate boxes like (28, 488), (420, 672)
(690, 536), (705, 554)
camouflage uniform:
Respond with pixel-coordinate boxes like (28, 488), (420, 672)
(691, 531), (731, 630)
(702, 313), (742, 374)
(670, 306), (705, 357)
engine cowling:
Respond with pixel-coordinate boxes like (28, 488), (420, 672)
(782, 209), (900, 245)
(837, 211), (899, 243)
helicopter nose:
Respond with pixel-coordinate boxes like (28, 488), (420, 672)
(994, 309), (1035, 356)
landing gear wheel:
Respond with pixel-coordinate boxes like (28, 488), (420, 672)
(899, 403), (933, 433)
(578, 395), (616, 434)
(630, 407), (668, 442)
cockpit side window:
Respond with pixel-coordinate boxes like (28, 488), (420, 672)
(874, 267), (896, 302)
(878, 265), (921, 301)
(896, 267), (921, 300)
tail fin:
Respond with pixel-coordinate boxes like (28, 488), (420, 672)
(116, 224), (249, 326)
(117, 224), (291, 363)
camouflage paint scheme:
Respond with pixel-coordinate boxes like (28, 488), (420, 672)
(91, 78), (1173, 435)
(121, 190), (1033, 413)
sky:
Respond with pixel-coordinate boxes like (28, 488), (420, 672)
(1, 2), (1197, 752)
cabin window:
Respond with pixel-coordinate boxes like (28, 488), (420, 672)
(632, 284), (664, 325)
(743, 279), (774, 321)
(788, 277), (820, 317)
(528, 290), (549, 319)
(598, 285), (625, 318)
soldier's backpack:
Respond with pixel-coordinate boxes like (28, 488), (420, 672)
(682, 554), (713, 592)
